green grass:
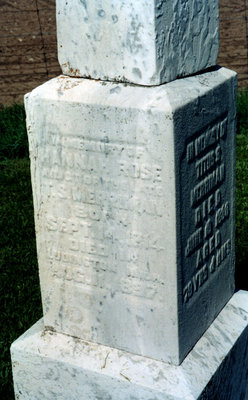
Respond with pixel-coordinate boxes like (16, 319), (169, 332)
(236, 89), (248, 289)
(237, 90), (248, 136)
(0, 158), (42, 399)
(0, 93), (247, 399)
(0, 104), (28, 161)
(236, 137), (248, 289)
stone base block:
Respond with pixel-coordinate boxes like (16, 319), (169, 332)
(11, 291), (248, 400)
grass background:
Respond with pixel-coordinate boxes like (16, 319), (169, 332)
(0, 92), (248, 399)
(235, 91), (248, 288)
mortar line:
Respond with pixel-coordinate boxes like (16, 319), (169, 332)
(244, 0), (248, 78)
(35, 0), (49, 78)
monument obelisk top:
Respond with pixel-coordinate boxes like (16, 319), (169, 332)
(57, 0), (219, 85)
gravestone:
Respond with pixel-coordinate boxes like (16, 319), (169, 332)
(11, 1), (248, 399)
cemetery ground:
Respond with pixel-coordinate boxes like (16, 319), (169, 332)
(0, 92), (247, 399)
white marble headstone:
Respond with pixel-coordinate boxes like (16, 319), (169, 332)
(25, 67), (237, 365)
(56, 0), (219, 85)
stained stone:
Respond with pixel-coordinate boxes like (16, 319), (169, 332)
(56, 0), (219, 85)
(11, 291), (248, 400)
(25, 67), (237, 365)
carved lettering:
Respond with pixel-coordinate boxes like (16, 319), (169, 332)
(186, 117), (227, 163)
(183, 265), (208, 303)
(195, 145), (221, 179)
(119, 161), (162, 181)
(182, 114), (232, 303)
(191, 163), (225, 207)
(215, 202), (230, 228)
(185, 227), (203, 257)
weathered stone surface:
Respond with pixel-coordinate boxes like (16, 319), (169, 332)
(11, 291), (248, 400)
(25, 67), (237, 365)
(56, 0), (219, 85)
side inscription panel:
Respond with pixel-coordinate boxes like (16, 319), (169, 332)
(180, 115), (233, 304)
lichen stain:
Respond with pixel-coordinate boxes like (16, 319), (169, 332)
(112, 14), (118, 23)
(110, 86), (121, 94)
(62, 61), (81, 77)
(57, 74), (81, 93)
(98, 9), (106, 18)
(126, 17), (143, 55)
(132, 67), (142, 80)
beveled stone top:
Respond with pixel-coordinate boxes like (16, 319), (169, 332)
(56, 0), (219, 86)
